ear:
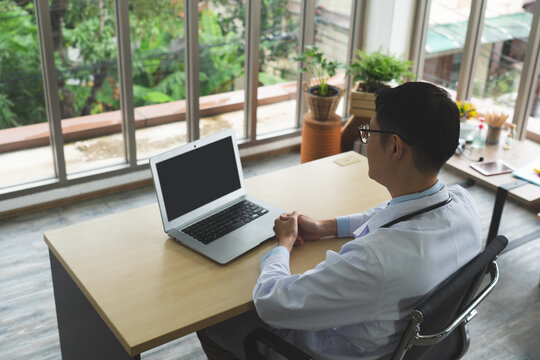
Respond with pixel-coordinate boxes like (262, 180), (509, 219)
(389, 134), (404, 161)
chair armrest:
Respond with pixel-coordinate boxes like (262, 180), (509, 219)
(244, 328), (313, 360)
(413, 260), (500, 346)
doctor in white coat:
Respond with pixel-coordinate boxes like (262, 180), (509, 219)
(197, 82), (482, 360)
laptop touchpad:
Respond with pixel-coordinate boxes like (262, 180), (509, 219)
(234, 222), (273, 245)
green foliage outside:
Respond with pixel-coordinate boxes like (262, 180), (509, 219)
(485, 70), (517, 101)
(199, 8), (244, 95)
(212, 0), (298, 84)
(0, 2), (45, 128)
(0, 0), (296, 130)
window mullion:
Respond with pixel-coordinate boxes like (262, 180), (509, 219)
(456, 0), (487, 101)
(409, 0), (431, 80)
(34, 0), (67, 182)
(512, 2), (540, 141)
(344, 0), (367, 117)
(296, 0), (316, 128)
(185, 0), (200, 142)
(114, 0), (137, 167)
(244, 0), (261, 142)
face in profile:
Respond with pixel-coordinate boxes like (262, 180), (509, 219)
(366, 114), (385, 183)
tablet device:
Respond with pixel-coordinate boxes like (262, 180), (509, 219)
(470, 160), (513, 176)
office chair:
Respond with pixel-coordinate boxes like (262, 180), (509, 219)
(244, 235), (508, 360)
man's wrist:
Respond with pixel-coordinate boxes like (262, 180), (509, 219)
(320, 219), (338, 237)
(277, 236), (295, 252)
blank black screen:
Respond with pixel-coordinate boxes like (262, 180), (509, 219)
(156, 137), (241, 221)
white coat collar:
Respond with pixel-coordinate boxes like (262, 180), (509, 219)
(353, 185), (450, 236)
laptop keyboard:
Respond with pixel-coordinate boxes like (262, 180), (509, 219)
(182, 200), (269, 245)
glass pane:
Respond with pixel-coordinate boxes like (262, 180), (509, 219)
(313, 0), (351, 119)
(0, 1), (56, 190)
(422, 0), (472, 92)
(533, 77), (540, 118)
(527, 76), (540, 142)
(470, 1), (533, 122)
(198, 0), (246, 139)
(51, 0), (124, 175)
(129, 0), (188, 160)
(256, 0), (300, 136)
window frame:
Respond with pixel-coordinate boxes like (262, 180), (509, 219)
(0, 0), (367, 200)
(413, 0), (540, 141)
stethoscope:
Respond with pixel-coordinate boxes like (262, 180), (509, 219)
(380, 196), (453, 229)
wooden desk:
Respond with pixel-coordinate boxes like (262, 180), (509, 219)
(446, 140), (540, 241)
(44, 152), (390, 359)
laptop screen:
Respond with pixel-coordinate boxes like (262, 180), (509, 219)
(156, 136), (241, 222)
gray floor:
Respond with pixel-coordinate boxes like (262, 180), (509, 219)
(0, 149), (539, 359)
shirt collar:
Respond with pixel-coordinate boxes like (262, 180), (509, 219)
(388, 180), (444, 207)
(353, 183), (448, 236)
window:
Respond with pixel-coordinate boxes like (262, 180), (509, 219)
(415, 0), (540, 142)
(526, 75), (540, 141)
(470, 1), (533, 119)
(256, 0), (300, 136)
(0, 1), (55, 190)
(129, 0), (188, 160)
(51, 0), (125, 175)
(421, 0), (472, 92)
(1, 0), (370, 201)
(198, 0), (246, 139)
(313, 0), (352, 119)
(533, 77), (540, 119)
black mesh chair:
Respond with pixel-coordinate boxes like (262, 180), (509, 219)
(244, 235), (508, 360)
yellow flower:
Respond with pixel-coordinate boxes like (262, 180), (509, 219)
(457, 101), (477, 119)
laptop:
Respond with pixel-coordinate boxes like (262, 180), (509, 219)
(149, 129), (283, 264)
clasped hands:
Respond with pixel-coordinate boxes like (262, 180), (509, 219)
(273, 212), (337, 252)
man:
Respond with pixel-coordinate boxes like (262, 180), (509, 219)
(197, 82), (482, 360)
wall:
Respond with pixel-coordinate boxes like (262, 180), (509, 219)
(364, 0), (417, 58)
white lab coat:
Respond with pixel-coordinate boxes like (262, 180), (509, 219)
(252, 184), (482, 360)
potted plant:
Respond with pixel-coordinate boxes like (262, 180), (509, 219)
(346, 50), (413, 118)
(294, 46), (342, 121)
(294, 46), (343, 163)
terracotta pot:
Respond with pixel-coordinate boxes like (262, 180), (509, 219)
(300, 112), (342, 163)
(303, 83), (342, 121)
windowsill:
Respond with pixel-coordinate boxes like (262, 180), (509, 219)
(0, 135), (302, 219)
(0, 81), (299, 153)
(5, 86), (537, 155)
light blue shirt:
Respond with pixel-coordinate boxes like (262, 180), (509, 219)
(336, 180), (443, 238)
(387, 179), (444, 206)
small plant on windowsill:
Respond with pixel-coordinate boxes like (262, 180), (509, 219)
(293, 46), (343, 121)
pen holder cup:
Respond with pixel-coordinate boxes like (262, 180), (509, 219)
(486, 126), (502, 145)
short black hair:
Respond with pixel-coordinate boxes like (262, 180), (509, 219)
(374, 82), (459, 174)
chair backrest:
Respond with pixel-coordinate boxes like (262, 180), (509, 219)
(393, 235), (508, 360)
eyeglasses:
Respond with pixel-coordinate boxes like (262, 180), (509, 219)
(357, 124), (411, 144)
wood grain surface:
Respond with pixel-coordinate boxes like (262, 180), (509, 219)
(446, 139), (540, 207)
(43, 152), (390, 355)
